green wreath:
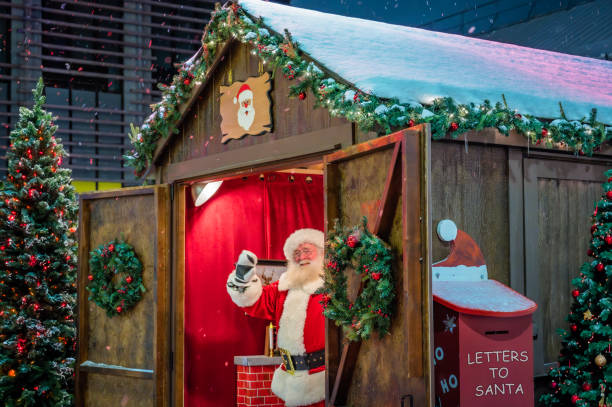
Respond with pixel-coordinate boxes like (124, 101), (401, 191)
(321, 218), (395, 341)
(87, 239), (145, 317)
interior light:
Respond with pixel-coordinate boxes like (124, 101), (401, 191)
(192, 181), (223, 207)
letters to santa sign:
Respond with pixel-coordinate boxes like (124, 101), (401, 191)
(219, 72), (273, 143)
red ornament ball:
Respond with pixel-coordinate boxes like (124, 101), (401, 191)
(571, 324), (578, 332)
(408, 119), (415, 127)
(572, 289), (580, 298)
(371, 272), (381, 281)
(116, 306), (122, 313)
(87, 275), (93, 281)
(606, 235), (612, 245)
(596, 263), (605, 272)
(183, 79), (190, 86)
(582, 382), (591, 391)
(449, 122), (459, 132)
(607, 191), (612, 199)
(571, 395), (579, 404)
(587, 249), (594, 257)
(550, 381), (557, 389)
(542, 128), (548, 137)
(298, 92), (306, 100)
(126, 276), (133, 284)
(347, 235), (358, 248)
(608, 176), (612, 182)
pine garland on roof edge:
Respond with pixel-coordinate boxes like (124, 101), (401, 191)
(124, 1), (612, 177)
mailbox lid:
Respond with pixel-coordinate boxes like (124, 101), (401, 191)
(433, 279), (537, 317)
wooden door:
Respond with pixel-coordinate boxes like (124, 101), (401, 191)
(324, 126), (432, 406)
(76, 186), (171, 407)
(522, 159), (610, 376)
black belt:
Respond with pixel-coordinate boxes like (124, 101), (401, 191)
(279, 349), (325, 373)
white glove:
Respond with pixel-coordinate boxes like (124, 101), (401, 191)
(234, 250), (258, 284)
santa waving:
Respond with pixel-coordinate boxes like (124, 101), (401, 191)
(227, 229), (326, 407)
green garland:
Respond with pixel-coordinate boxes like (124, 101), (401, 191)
(124, 1), (612, 176)
(321, 218), (394, 341)
(86, 239), (145, 317)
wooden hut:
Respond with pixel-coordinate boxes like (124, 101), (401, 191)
(75, 1), (612, 406)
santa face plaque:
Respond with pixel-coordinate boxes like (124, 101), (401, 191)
(219, 72), (273, 143)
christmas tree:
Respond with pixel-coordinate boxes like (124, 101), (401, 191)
(540, 169), (612, 407)
(0, 79), (77, 406)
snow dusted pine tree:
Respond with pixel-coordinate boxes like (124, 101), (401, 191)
(0, 79), (77, 406)
(540, 169), (612, 407)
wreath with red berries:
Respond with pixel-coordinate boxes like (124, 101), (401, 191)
(86, 239), (145, 317)
(321, 218), (395, 341)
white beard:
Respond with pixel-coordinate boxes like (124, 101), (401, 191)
(281, 255), (324, 291)
(237, 105), (255, 130)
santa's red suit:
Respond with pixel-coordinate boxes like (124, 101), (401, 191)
(227, 229), (325, 407)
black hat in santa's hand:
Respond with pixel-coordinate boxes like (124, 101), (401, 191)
(235, 249), (257, 283)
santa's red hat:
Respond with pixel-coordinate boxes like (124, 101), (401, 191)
(283, 228), (324, 262)
(432, 219), (488, 281)
(233, 83), (253, 104)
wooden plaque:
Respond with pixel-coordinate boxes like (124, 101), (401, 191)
(219, 72), (273, 143)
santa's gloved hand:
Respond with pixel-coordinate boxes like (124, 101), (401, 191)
(234, 250), (258, 284)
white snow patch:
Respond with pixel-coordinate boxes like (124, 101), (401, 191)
(241, 0), (612, 124)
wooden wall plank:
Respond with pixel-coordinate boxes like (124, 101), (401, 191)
(430, 142), (509, 284)
(84, 373), (155, 407)
(172, 184), (187, 407)
(155, 185), (171, 407)
(162, 41), (348, 172)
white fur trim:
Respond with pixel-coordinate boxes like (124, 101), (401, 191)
(271, 367), (325, 406)
(283, 229), (324, 261)
(278, 272), (323, 294)
(226, 270), (262, 307)
(277, 289), (309, 355)
(437, 219), (458, 242)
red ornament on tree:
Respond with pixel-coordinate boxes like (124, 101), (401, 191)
(571, 324), (578, 332)
(298, 92), (306, 100)
(587, 249), (594, 257)
(542, 128), (548, 137)
(582, 382), (591, 391)
(606, 235), (612, 245)
(550, 381), (557, 389)
(183, 79), (190, 86)
(572, 289), (580, 298)
(449, 122), (459, 132)
(596, 263), (605, 272)
(371, 272), (381, 281)
(116, 306), (122, 313)
(87, 275), (93, 281)
(126, 276), (133, 284)
(514, 113), (522, 119)
(408, 119), (415, 127)
(346, 234), (359, 248)
(607, 191), (612, 200)
(592, 224), (598, 234)
(571, 394), (579, 404)
(608, 176), (612, 182)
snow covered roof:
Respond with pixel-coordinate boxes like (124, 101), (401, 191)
(241, 0), (612, 124)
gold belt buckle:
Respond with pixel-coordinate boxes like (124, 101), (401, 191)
(279, 348), (295, 376)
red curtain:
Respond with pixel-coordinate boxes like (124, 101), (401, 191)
(185, 172), (323, 407)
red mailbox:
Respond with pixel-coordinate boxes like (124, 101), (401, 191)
(432, 220), (537, 407)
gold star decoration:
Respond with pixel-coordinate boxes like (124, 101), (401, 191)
(584, 310), (594, 320)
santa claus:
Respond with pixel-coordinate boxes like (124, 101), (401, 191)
(234, 83), (255, 131)
(226, 229), (325, 407)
